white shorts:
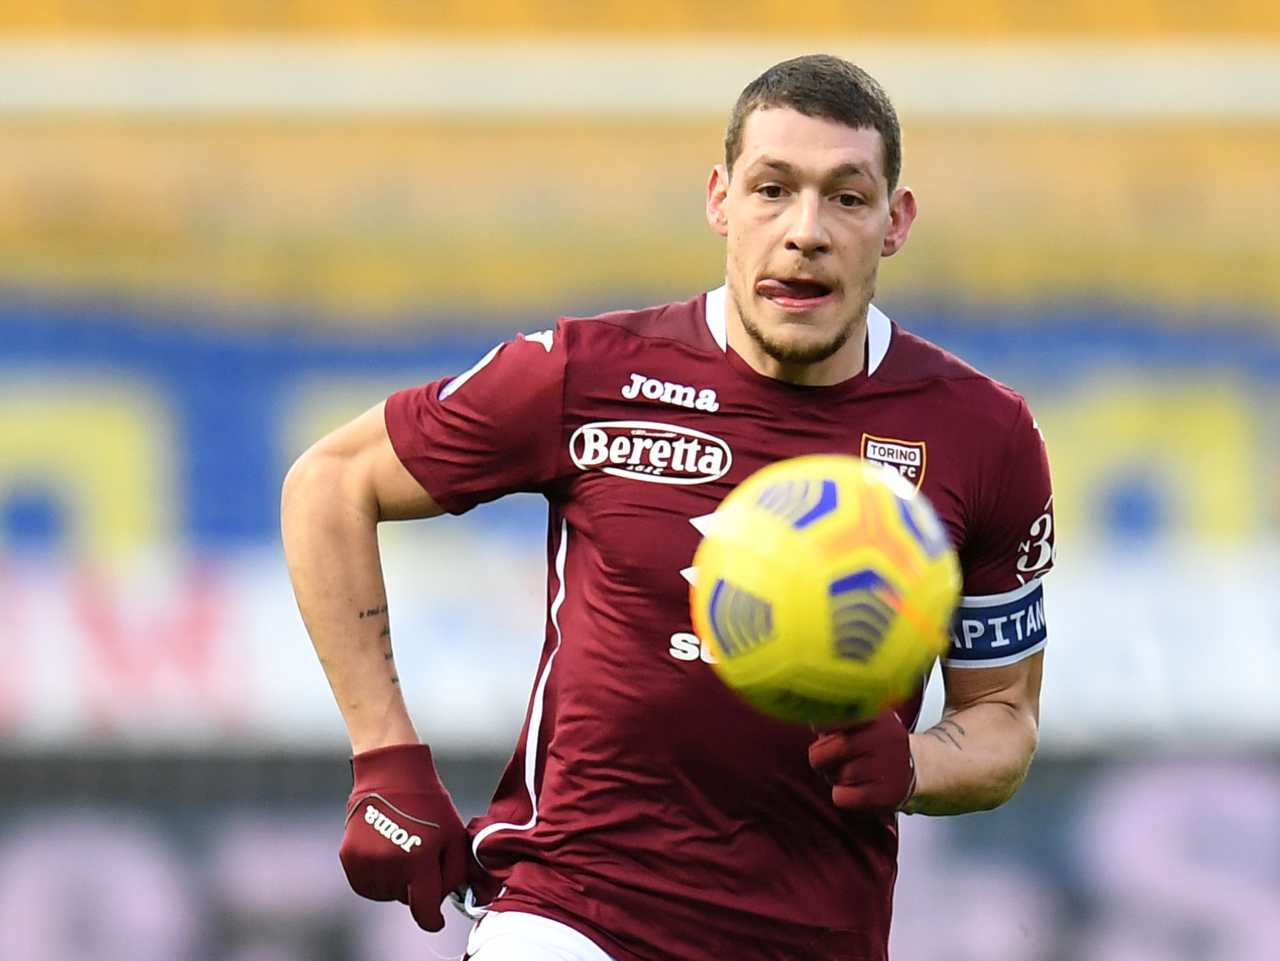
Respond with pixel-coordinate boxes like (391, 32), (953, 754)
(466, 910), (617, 961)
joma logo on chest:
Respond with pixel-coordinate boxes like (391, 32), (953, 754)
(621, 373), (720, 412)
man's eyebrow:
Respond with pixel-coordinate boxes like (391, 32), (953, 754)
(827, 162), (873, 182)
(749, 157), (873, 183)
(755, 158), (798, 176)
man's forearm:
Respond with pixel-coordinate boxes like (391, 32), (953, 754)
(904, 701), (1038, 815)
(281, 451), (418, 754)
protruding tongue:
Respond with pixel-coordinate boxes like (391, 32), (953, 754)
(758, 279), (830, 299)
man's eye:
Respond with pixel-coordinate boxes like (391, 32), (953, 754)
(758, 185), (785, 199)
(836, 194), (864, 208)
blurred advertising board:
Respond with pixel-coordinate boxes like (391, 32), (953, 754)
(2, 299), (1279, 750)
(3, 537), (1280, 752)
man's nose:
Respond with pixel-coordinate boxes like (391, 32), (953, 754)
(784, 193), (831, 256)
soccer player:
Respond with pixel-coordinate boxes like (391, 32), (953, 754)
(282, 55), (1054, 961)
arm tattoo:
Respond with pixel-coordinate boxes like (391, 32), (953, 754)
(356, 604), (397, 682)
(926, 728), (962, 750)
(939, 718), (967, 738)
(926, 718), (967, 752)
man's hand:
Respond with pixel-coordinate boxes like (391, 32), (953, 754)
(340, 743), (470, 931)
(808, 710), (916, 814)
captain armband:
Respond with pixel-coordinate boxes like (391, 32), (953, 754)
(944, 579), (1047, 668)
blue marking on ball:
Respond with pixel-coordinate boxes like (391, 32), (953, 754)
(708, 578), (775, 657)
(894, 496), (948, 559)
(828, 569), (899, 662)
(755, 478), (839, 530)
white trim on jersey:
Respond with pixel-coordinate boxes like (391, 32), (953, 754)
(957, 577), (1043, 608)
(440, 341), (503, 400)
(865, 304), (891, 376)
(470, 519), (570, 869)
(704, 285), (893, 376)
(704, 284), (729, 351)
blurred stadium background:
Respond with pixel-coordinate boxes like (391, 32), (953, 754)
(2, 3), (1278, 960)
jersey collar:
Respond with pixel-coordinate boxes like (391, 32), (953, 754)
(704, 285), (892, 377)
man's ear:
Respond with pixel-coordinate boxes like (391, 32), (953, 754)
(706, 164), (730, 238)
(882, 186), (917, 258)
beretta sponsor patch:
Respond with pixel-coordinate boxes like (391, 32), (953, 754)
(860, 433), (927, 489)
(569, 420), (732, 485)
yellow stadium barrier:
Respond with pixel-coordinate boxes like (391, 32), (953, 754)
(1, 1), (1276, 37)
(0, 119), (1275, 320)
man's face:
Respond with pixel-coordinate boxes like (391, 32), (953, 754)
(706, 107), (916, 381)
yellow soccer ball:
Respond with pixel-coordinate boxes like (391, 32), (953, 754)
(689, 454), (961, 726)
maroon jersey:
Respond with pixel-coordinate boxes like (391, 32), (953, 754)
(385, 288), (1055, 961)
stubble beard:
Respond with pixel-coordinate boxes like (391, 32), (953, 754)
(731, 285), (873, 367)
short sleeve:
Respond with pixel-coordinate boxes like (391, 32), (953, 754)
(384, 325), (566, 514)
(947, 397), (1055, 668)
(962, 397), (1055, 595)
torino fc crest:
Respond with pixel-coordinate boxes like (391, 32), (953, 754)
(860, 434), (927, 490)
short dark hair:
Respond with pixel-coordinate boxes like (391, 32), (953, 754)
(723, 54), (902, 190)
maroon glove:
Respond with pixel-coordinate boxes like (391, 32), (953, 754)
(808, 710), (917, 814)
(340, 743), (469, 931)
